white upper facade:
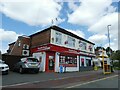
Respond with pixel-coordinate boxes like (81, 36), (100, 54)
(50, 29), (95, 54)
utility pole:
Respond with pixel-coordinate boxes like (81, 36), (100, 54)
(107, 25), (113, 72)
(107, 25), (111, 53)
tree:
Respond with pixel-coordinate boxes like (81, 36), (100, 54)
(106, 47), (113, 57)
(111, 50), (120, 68)
(115, 50), (120, 60)
(111, 50), (120, 60)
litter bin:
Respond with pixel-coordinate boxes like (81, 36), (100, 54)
(60, 65), (63, 73)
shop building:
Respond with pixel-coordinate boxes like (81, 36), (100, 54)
(7, 26), (95, 72)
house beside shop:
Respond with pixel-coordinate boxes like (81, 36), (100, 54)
(7, 25), (95, 72)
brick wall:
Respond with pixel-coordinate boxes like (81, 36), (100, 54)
(31, 30), (51, 47)
(9, 36), (30, 56)
(8, 29), (51, 56)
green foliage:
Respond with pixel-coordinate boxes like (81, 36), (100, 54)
(113, 62), (120, 67)
(111, 50), (120, 69)
(111, 50), (120, 60)
(106, 47), (113, 57)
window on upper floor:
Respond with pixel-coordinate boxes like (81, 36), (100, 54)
(55, 32), (62, 44)
(81, 42), (87, 50)
(18, 41), (21, 47)
(67, 36), (75, 47)
(88, 45), (93, 52)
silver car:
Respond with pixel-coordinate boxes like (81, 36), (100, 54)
(13, 57), (40, 74)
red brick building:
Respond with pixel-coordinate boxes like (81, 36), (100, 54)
(7, 26), (95, 72)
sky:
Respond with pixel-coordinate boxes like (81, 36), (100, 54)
(0, 0), (119, 54)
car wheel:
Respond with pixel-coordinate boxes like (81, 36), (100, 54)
(19, 67), (24, 74)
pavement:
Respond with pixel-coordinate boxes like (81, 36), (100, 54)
(1, 69), (119, 89)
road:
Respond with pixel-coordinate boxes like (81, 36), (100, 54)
(2, 70), (103, 86)
(65, 75), (119, 88)
(1, 70), (119, 89)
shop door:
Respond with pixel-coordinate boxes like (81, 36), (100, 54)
(48, 56), (54, 70)
(46, 52), (55, 72)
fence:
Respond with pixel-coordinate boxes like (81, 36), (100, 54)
(2, 54), (27, 71)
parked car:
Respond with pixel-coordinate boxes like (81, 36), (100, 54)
(0, 59), (9, 75)
(13, 57), (40, 74)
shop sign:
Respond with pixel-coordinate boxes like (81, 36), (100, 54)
(37, 46), (50, 51)
(68, 49), (78, 53)
(80, 51), (95, 56)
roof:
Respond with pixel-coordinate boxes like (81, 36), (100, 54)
(9, 42), (15, 46)
(9, 25), (95, 45)
(30, 25), (95, 45)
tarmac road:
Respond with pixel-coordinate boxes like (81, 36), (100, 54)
(65, 75), (119, 88)
(2, 70), (119, 89)
(2, 70), (102, 86)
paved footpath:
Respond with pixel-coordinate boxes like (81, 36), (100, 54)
(2, 70), (119, 89)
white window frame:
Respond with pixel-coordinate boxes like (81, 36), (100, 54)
(81, 42), (87, 51)
(67, 36), (75, 47)
(55, 31), (62, 44)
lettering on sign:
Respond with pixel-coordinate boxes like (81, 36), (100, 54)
(37, 46), (50, 51)
(67, 49), (78, 54)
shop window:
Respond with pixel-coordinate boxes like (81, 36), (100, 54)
(55, 32), (62, 44)
(59, 56), (65, 64)
(67, 36), (75, 47)
(81, 58), (84, 66)
(59, 55), (77, 67)
(86, 59), (91, 66)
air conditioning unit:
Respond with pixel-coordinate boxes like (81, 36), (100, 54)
(22, 50), (29, 56)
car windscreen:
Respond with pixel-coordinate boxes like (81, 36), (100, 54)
(27, 58), (39, 62)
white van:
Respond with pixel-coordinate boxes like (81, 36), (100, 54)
(0, 59), (9, 74)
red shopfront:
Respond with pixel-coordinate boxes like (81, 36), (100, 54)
(31, 44), (80, 72)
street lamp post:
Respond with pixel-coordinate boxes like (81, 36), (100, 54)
(107, 25), (111, 51)
(107, 25), (114, 72)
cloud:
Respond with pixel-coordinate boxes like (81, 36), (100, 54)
(104, 42), (118, 50)
(88, 34), (107, 44)
(0, 0), (63, 26)
(88, 12), (118, 35)
(67, 0), (118, 50)
(0, 28), (20, 53)
(0, 29), (19, 41)
(88, 12), (118, 50)
(68, 0), (115, 26)
(68, 1), (79, 11)
(67, 29), (85, 38)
